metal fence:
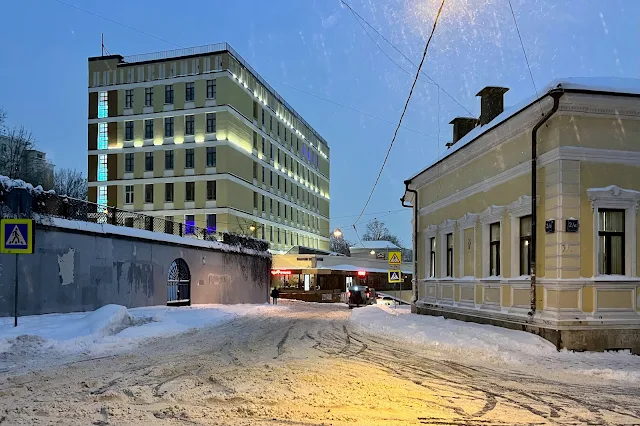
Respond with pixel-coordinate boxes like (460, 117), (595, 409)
(0, 189), (269, 252)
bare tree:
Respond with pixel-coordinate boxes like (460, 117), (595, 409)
(362, 218), (403, 247)
(54, 168), (87, 200)
(0, 126), (52, 186)
(330, 234), (352, 256)
(0, 107), (6, 131)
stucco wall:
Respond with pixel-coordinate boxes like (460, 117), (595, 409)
(0, 224), (270, 317)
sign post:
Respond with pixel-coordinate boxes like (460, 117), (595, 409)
(388, 250), (402, 309)
(1, 218), (35, 327)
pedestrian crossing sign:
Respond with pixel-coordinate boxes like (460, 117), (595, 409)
(388, 251), (402, 265)
(388, 270), (402, 283)
(1, 219), (34, 254)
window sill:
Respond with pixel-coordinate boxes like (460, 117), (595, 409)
(480, 276), (502, 281)
(205, 200), (217, 208)
(143, 203), (154, 211)
(143, 106), (154, 114)
(143, 171), (153, 178)
(123, 172), (134, 180)
(163, 104), (174, 111)
(184, 169), (195, 176)
(184, 135), (195, 143)
(594, 275), (637, 281)
(206, 167), (216, 174)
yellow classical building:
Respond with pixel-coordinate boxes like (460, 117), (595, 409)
(87, 43), (330, 252)
(402, 78), (640, 352)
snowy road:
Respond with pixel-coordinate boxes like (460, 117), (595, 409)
(1, 301), (639, 425)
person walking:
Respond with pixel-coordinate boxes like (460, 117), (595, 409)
(270, 287), (280, 305)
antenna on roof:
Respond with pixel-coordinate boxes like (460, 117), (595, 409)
(101, 33), (111, 56)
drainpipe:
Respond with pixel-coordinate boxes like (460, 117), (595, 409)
(401, 183), (419, 304)
(530, 88), (564, 318)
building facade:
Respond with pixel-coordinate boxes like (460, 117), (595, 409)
(403, 78), (640, 352)
(87, 43), (330, 251)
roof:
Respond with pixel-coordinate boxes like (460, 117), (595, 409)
(316, 264), (412, 275)
(405, 77), (640, 184)
(350, 240), (401, 250)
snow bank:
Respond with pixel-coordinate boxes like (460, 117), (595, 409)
(350, 305), (640, 383)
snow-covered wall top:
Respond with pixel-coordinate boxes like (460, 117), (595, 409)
(0, 175), (53, 196)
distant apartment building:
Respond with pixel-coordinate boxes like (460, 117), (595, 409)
(87, 43), (330, 251)
(0, 135), (55, 188)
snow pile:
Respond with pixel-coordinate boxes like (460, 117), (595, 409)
(350, 305), (640, 383)
(0, 174), (53, 196)
(0, 303), (278, 361)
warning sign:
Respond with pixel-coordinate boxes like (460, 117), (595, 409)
(1, 219), (34, 254)
(388, 270), (402, 283)
(388, 251), (402, 265)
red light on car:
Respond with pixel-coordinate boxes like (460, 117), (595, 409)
(271, 270), (292, 276)
(348, 291), (351, 297)
(366, 292), (370, 298)
(357, 271), (366, 277)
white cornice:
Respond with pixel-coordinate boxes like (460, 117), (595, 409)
(423, 224), (438, 238)
(479, 205), (506, 225)
(508, 195), (534, 218)
(439, 219), (456, 235)
(457, 213), (479, 229)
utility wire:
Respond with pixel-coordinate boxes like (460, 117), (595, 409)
(340, 0), (473, 117)
(352, 0), (447, 227)
(507, 0), (544, 116)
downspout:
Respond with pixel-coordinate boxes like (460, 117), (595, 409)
(530, 87), (564, 318)
(401, 183), (419, 305)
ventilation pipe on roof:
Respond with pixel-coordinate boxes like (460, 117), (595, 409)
(447, 117), (480, 148)
(476, 86), (509, 125)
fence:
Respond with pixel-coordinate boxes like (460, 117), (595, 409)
(0, 189), (269, 252)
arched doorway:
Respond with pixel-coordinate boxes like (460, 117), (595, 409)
(167, 258), (191, 306)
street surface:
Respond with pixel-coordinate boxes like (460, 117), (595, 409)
(1, 301), (639, 425)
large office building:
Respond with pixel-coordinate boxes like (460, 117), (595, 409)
(87, 43), (330, 251)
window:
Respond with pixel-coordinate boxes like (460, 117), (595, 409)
(270, 143), (273, 160)
(490, 223), (500, 276)
(165, 150), (174, 170)
(270, 115), (273, 132)
(430, 238), (436, 278)
(262, 166), (265, 183)
(125, 185), (134, 204)
(206, 80), (216, 99)
(446, 233), (453, 277)
(519, 215), (532, 276)
(206, 147), (216, 167)
(98, 91), (108, 118)
(261, 195), (265, 212)
(185, 182), (195, 201)
(164, 216), (174, 234)
(185, 214), (195, 235)
(164, 117), (174, 137)
(284, 128), (288, 143)
(145, 87), (153, 106)
(97, 155), (107, 181)
(185, 148), (194, 168)
(269, 198), (273, 214)
(165, 84), (174, 104)
(125, 121), (134, 141)
(253, 162), (258, 179)
(277, 122), (280, 137)
(125, 89), (133, 108)
(144, 119), (153, 139)
(254, 192), (258, 209)
(276, 201), (280, 217)
(277, 176), (280, 190)
(165, 183), (174, 202)
(144, 184), (153, 203)
(125, 153), (134, 173)
(207, 181), (216, 200)
(261, 137), (265, 154)
(277, 149), (281, 164)
(206, 113), (216, 133)
(598, 209), (625, 275)
(185, 82), (194, 102)
(185, 115), (194, 135)
(98, 123), (108, 149)
(144, 152), (153, 171)
(253, 132), (258, 150)
(262, 108), (265, 126)
(270, 171), (273, 187)
(206, 214), (216, 233)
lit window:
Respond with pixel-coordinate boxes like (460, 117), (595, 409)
(206, 147), (216, 167)
(207, 181), (216, 200)
(207, 80), (217, 99)
(97, 186), (107, 207)
(97, 154), (107, 182)
(97, 123), (108, 149)
(98, 91), (108, 118)
(145, 87), (153, 106)
(125, 185), (134, 204)
(185, 182), (195, 201)
(520, 216), (532, 276)
(185, 82), (194, 102)
(598, 209), (625, 275)
(206, 113), (216, 133)
(490, 223), (500, 276)
(164, 117), (174, 137)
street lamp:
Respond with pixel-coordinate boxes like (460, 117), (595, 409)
(370, 250), (376, 256)
(333, 228), (343, 238)
(249, 225), (256, 233)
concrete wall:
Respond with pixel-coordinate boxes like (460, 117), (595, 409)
(0, 223), (270, 317)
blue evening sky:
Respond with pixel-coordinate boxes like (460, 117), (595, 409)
(0, 0), (637, 245)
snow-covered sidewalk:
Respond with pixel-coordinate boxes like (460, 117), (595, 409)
(350, 304), (640, 383)
(0, 303), (285, 363)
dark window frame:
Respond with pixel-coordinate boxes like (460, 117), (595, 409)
(185, 115), (195, 136)
(165, 85), (174, 104)
(145, 87), (153, 106)
(598, 208), (625, 275)
(144, 119), (154, 139)
(520, 215), (532, 276)
(206, 181), (216, 200)
(429, 237), (436, 278)
(165, 183), (174, 202)
(125, 89), (133, 108)
(164, 117), (174, 137)
(164, 150), (174, 170)
(144, 151), (154, 171)
(125, 121), (134, 141)
(185, 82), (195, 102)
(185, 148), (195, 169)
(125, 153), (134, 173)
(489, 222), (500, 276)
(206, 147), (216, 167)
(446, 233), (453, 277)
(206, 80), (216, 99)
(144, 184), (153, 204)
(185, 182), (195, 202)
(206, 113), (216, 133)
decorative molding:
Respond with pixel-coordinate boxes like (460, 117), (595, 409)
(457, 213), (479, 229)
(439, 219), (456, 235)
(480, 205), (506, 225)
(423, 224), (438, 238)
(587, 185), (640, 213)
(457, 214), (478, 278)
(508, 195), (535, 218)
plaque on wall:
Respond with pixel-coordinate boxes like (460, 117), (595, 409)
(545, 219), (555, 233)
(566, 219), (579, 233)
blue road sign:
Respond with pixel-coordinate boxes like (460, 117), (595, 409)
(1, 219), (34, 254)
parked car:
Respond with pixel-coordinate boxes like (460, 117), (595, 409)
(347, 285), (374, 309)
(376, 296), (396, 306)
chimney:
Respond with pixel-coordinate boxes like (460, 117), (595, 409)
(448, 117), (480, 148)
(476, 86), (509, 125)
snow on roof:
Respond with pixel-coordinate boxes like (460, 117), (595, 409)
(406, 77), (640, 183)
(0, 175), (53, 196)
(317, 264), (412, 274)
(350, 240), (401, 250)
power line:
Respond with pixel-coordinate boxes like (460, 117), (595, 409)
(267, 78), (438, 140)
(507, 0), (544, 116)
(353, 0), (447, 226)
(53, 0), (182, 49)
(340, 0), (473, 117)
